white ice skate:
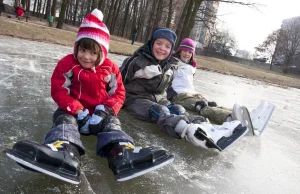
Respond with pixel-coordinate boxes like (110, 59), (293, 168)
(175, 120), (248, 151)
(250, 102), (275, 135)
(233, 103), (275, 136)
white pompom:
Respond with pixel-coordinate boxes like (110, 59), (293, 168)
(91, 9), (104, 21)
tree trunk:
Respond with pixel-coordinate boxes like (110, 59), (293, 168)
(150, 0), (164, 34)
(136, 0), (146, 41)
(175, 0), (191, 47)
(33, 0), (37, 16)
(144, 0), (159, 41)
(56, 0), (69, 29)
(37, 0), (41, 18)
(86, 0), (92, 16)
(97, 0), (104, 10)
(51, 0), (57, 22)
(130, 0), (138, 39)
(21, 0), (26, 8)
(121, 0), (133, 37)
(166, 0), (173, 28)
(41, 0), (47, 20)
(26, 0), (30, 12)
(72, 0), (78, 26)
(105, 0), (116, 27)
(78, 0), (85, 24)
(66, 0), (72, 24)
(176, 0), (194, 47)
(108, 0), (118, 30)
(91, 0), (98, 10)
(181, 0), (202, 41)
(111, 0), (122, 34)
(45, 0), (51, 19)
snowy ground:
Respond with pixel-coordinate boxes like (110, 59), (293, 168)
(0, 37), (300, 194)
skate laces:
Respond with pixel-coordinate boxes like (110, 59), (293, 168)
(47, 140), (69, 151)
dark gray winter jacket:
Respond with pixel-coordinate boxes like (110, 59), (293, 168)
(120, 41), (178, 105)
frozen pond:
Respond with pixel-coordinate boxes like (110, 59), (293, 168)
(0, 37), (300, 194)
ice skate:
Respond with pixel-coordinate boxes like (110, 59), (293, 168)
(250, 102), (275, 135)
(4, 140), (81, 184)
(175, 120), (248, 151)
(106, 142), (174, 182)
(233, 103), (275, 136)
(232, 103), (255, 135)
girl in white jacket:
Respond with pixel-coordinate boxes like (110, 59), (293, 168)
(167, 38), (238, 125)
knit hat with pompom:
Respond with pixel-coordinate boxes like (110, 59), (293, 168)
(75, 9), (110, 65)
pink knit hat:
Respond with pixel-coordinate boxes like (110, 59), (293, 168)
(75, 9), (110, 65)
(177, 38), (196, 54)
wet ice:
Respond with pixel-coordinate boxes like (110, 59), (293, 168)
(0, 37), (300, 194)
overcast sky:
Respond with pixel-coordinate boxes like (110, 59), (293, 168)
(217, 0), (300, 53)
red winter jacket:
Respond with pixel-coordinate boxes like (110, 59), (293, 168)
(51, 54), (125, 116)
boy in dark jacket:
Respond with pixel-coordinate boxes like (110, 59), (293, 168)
(121, 28), (248, 152)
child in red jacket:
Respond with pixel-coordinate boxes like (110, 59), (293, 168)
(15, 4), (25, 20)
(5, 9), (173, 184)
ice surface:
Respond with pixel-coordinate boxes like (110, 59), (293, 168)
(0, 37), (300, 194)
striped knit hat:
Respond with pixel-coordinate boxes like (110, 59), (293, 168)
(177, 38), (196, 54)
(75, 9), (110, 65)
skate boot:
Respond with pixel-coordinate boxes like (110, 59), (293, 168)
(4, 140), (81, 184)
(106, 142), (174, 182)
(175, 120), (248, 151)
(232, 103), (254, 135)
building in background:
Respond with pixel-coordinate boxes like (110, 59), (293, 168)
(190, 1), (219, 49)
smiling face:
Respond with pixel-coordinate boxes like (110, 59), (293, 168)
(77, 47), (99, 69)
(75, 38), (101, 69)
(152, 38), (172, 61)
(179, 50), (193, 63)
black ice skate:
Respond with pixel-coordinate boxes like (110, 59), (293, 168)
(4, 140), (81, 184)
(106, 142), (174, 182)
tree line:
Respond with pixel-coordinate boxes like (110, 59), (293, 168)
(9, 0), (257, 48)
(255, 16), (300, 74)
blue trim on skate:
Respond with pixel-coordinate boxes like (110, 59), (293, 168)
(97, 130), (133, 157)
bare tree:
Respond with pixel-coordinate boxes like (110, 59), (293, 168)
(45, 0), (51, 19)
(255, 30), (279, 70)
(166, 0), (174, 28)
(72, 0), (79, 25)
(51, 0), (56, 21)
(273, 17), (300, 74)
(56, 0), (69, 29)
(211, 28), (236, 58)
(121, 0), (133, 37)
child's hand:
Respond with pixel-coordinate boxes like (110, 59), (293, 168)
(208, 101), (217, 107)
(89, 105), (109, 135)
(75, 109), (90, 134)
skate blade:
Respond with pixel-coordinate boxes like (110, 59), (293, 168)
(5, 151), (80, 184)
(251, 103), (275, 136)
(115, 155), (174, 182)
(243, 107), (255, 136)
